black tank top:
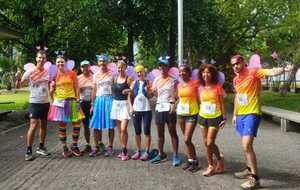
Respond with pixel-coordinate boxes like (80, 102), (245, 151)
(112, 76), (129, 100)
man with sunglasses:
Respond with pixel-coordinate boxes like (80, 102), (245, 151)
(231, 54), (293, 189)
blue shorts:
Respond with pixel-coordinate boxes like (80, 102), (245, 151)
(236, 114), (261, 137)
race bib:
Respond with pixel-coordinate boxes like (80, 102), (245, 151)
(52, 99), (65, 107)
(201, 102), (216, 114)
(237, 93), (248, 106)
(156, 102), (170, 112)
(31, 84), (47, 97)
(177, 103), (189, 115)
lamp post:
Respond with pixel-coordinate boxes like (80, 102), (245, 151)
(178, 0), (183, 66)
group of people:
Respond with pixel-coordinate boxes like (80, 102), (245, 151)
(21, 50), (292, 189)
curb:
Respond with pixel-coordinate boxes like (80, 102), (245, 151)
(0, 122), (28, 136)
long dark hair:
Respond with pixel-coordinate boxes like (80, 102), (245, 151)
(198, 64), (219, 85)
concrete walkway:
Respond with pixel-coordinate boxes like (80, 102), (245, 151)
(0, 115), (300, 190)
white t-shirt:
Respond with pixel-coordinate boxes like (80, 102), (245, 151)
(93, 71), (114, 96)
(132, 80), (151, 112)
(152, 75), (177, 112)
(23, 69), (50, 104)
(78, 74), (93, 101)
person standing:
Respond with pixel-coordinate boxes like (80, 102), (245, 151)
(198, 64), (226, 176)
(130, 64), (152, 161)
(89, 55), (115, 157)
(111, 60), (133, 161)
(176, 64), (199, 172)
(231, 54), (293, 189)
(48, 54), (84, 158)
(21, 50), (50, 161)
(78, 60), (93, 153)
(149, 56), (181, 167)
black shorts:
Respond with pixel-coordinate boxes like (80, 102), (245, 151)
(132, 111), (152, 135)
(198, 115), (223, 128)
(177, 114), (198, 125)
(28, 103), (50, 119)
(80, 101), (92, 127)
(155, 111), (177, 126)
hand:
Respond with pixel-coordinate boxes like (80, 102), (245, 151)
(122, 88), (131, 95)
(232, 116), (236, 128)
(49, 81), (56, 92)
(90, 105), (94, 114)
(129, 106), (133, 115)
(169, 103), (176, 114)
(219, 119), (226, 129)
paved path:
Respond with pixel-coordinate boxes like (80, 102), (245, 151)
(0, 115), (300, 190)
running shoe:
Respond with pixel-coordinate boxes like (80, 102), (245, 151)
(104, 147), (113, 157)
(62, 148), (72, 158)
(89, 148), (100, 157)
(71, 146), (81, 157)
(36, 147), (50, 156)
(182, 161), (192, 170)
(131, 151), (141, 160)
(25, 151), (34, 161)
(187, 161), (199, 173)
(117, 152), (123, 158)
(241, 175), (260, 189)
(149, 153), (167, 164)
(215, 154), (224, 174)
(234, 167), (251, 179)
(172, 155), (182, 167)
(202, 165), (214, 177)
(121, 152), (129, 161)
(140, 152), (149, 161)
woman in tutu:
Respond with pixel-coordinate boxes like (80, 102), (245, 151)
(111, 60), (133, 161)
(89, 55), (116, 157)
(48, 53), (84, 158)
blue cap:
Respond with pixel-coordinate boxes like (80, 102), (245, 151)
(96, 54), (109, 62)
(158, 56), (170, 65)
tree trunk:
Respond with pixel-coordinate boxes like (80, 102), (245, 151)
(168, 0), (177, 67)
(127, 25), (134, 65)
(280, 62), (300, 96)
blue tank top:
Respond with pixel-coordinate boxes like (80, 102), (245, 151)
(112, 76), (129, 100)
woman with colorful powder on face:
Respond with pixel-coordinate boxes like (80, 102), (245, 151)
(198, 63), (226, 177)
(48, 53), (84, 158)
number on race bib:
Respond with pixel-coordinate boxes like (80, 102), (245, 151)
(156, 103), (170, 112)
(237, 94), (248, 106)
(177, 103), (189, 115)
(201, 102), (216, 114)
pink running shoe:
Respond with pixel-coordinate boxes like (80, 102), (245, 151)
(104, 147), (113, 157)
(117, 152), (123, 158)
(131, 151), (141, 160)
(62, 148), (72, 158)
(121, 153), (129, 161)
(140, 152), (149, 161)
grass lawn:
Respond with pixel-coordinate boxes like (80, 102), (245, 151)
(0, 90), (29, 111)
(261, 91), (300, 112)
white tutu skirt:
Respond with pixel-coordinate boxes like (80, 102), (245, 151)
(111, 100), (131, 120)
